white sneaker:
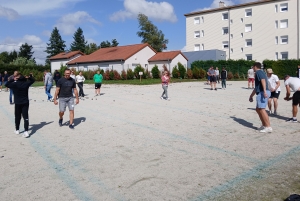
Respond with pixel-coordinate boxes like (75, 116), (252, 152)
(160, 97), (164, 100)
(14, 130), (20, 135)
(259, 127), (272, 133)
(268, 110), (272, 115)
(22, 131), (29, 138)
(166, 98), (170, 101)
(257, 126), (265, 131)
(0, 89), (2, 92)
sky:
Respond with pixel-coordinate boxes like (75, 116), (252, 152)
(0, 0), (258, 64)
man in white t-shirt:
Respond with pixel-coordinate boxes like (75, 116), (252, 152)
(284, 75), (300, 122)
(266, 69), (281, 115)
(247, 66), (255, 89)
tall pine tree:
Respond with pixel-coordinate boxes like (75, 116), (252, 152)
(45, 27), (66, 65)
(70, 27), (87, 52)
(19, 43), (34, 60)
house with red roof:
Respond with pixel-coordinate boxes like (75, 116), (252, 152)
(49, 51), (84, 72)
(66, 43), (156, 72)
(148, 51), (188, 72)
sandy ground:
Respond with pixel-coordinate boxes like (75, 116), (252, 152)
(0, 80), (300, 201)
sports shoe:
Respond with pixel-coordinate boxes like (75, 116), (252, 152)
(22, 131), (29, 138)
(268, 110), (272, 115)
(215, 88), (217, 91)
(10, 102), (14, 105)
(160, 97), (164, 100)
(257, 126), (265, 131)
(286, 118), (298, 123)
(59, 118), (63, 127)
(211, 88), (213, 90)
(166, 98), (171, 101)
(14, 130), (20, 135)
(49, 98), (54, 102)
(259, 127), (273, 133)
(69, 124), (74, 129)
(273, 111), (278, 115)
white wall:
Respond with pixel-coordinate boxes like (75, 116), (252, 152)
(149, 54), (188, 73)
(50, 54), (83, 72)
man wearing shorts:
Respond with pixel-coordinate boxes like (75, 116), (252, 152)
(53, 69), (79, 129)
(93, 70), (103, 96)
(267, 68), (281, 115)
(248, 66), (255, 89)
(207, 66), (217, 90)
(249, 62), (272, 133)
(284, 75), (300, 122)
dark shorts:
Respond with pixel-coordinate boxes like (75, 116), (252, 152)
(292, 91), (300, 106)
(270, 91), (280, 99)
(95, 83), (102, 89)
(210, 76), (216, 82)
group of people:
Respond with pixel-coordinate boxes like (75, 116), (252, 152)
(249, 62), (300, 133)
(206, 67), (228, 90)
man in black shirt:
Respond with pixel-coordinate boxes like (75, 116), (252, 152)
(53, 69), (79, 129)
(5, 72), (35, 138)
(53, 70), (61, 85)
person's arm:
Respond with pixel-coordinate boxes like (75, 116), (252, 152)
(284, 85), (291, 101)
(5, 78), (14, 88)
(53, 87), (60, 105)
(27, 74), (35, 86)
(83, 76), (85, 82)
(261, 79), (268, 98)
(73, 80), (79, 104)
(274, 80), (280, 92)
(44, 74), (48, 88)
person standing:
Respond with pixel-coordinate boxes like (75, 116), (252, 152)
(267, 69), (281, 115)
(220, 67), (227, 89)
(249, 62), (272, 133)
(76, 71), (85, 98)
(53, 70), (61, 85)
(53, 69), (79, 129)
(3, 71), (9, 92)
(44, 70), (54, 102)
(207, 66), (217, 90)
(0, 73), (2, 92)
(215, 67), (220, 83)
(248, 66), (255, 89)
(5, 72), (35, 138)
(93, 70), (103, 96)
(160, 71), (170, 100)
(284, 75), (300, 122)
(296, 65), (300, 79)
(8, 71), (18, 104)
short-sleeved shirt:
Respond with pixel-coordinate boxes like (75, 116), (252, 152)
(56, 77), (76, 98)
(3, 74), (9, 81)
(255, 70), (269, 93)
(285, 77), (300, 92)
(248, 69), (255, 78)
(93, 74), (103, 83)
(268, 74), (281, 93)
(208, 69), (215, 76)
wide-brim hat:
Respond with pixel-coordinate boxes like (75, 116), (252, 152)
(266, 68), (273, 74)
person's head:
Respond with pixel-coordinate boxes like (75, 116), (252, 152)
(266, 68), (273, 77)
(222, 67), (225, 70)
(55, 70), (58, 72)
(13, 71), (18, 76)
(79, 71), (82, 76)
(4, 71), (7, 74)
(14, 72), (21, 79)
(211, 66), (214, 69)
(97, 70), (100, 74)
(216, 67), (218, 70)
(252, 62), (262, 72)
(71, 70), (74, 75)
(298, 65), (300, 69)
(64, 69), (71, 78)
(284, 75), (290, 81)
(164, 71), (168, 76)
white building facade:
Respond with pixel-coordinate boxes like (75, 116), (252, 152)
(185, 0), (300, 62)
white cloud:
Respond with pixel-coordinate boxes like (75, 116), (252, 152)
(42, 30), (52, 37)
(0, 0), (83, 16)
(55, 11), (101, 35)
(0, 5), (19, 20)
(110, 0), (177, 23)
(0, 35), (47, 64)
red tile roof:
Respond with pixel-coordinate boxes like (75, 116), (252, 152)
(148, 51), (188, 62)
(67, 43), (156, 65)
(49, 51), (84, 60)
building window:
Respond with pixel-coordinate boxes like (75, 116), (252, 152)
(280, 35), (288, 44)
(223, 13), (228, 20)
(245, 39), (252, 47)
(201, 30), (204, 37)
(223, 41), (229, 49)
(194, 31), (200, 38)
(275, 5), (278, 13)
(246, 54), (253, 60)
(275, 20), (278, 29)
(275, 36), (278, 44)
(241, 18), (243, 23)
(194, 44), (200, 51)
(245, 24), (252, 32)
(275, 52), (278, 60)
(280, 3), (288, 12)
(230, 34), (233, 39)
(194, 17), (200, 24)
(280, 19), (288, 28)
(281, 52), (288, 60)
(223, 27), (229, 35)
(241, 33), (244, 38)
(241, 48), (244, 53)
(245, 9), (252, 17)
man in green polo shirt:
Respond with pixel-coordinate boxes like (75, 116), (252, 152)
(93, 70), (103, 96)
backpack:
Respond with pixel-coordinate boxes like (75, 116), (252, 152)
(285, 194), (300, 201)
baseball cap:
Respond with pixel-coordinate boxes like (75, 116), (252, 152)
(266, 68), (273, 74)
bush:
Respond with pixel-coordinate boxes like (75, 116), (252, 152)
(145, 68), (152, 79)
(234, 72), (240, 79)
(134, 64), (146, 79)
(104, 69), (110, 80)
(121, 70), (127, 80)
(199, 68), (206, 79)
(151, 65), (160, 79)
(127, 68), (134, 80)
(186, 68), (193, 79)
(227, 72), (233, 80)
(172, 66), (179, 78)
(178, 62), (186, 79)
(113, 70), (121, 80)
(192, 67), (200, 79)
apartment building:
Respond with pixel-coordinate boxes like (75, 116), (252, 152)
(185, 0), (300, 62)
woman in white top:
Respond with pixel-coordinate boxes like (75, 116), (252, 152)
(76, 71), (86, 97)
(267, 68), (280, 115)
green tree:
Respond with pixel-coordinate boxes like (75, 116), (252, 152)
(19, 43), (34, 61)
(111, 39), (119, 47)
(0, 51), (10, 63)
(100, 40), (111, 48)
(70, 27), (87, 52)
(137, 13), (168, 52)
(45, 27), (66, 65)
(8, 50), (18, 63)
(11, 57), (36, 66)
(85, 43), (99, 55)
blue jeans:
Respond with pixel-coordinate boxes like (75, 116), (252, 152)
(9, 89), (13, 103)
(45, 84), (53, 100)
